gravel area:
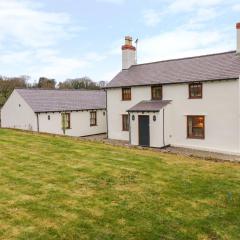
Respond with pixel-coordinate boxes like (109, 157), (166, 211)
(81, 134), (240, 163)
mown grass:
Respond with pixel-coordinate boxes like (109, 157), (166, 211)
(0, 129), (240, 240)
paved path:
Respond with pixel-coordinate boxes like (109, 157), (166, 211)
(81, 134), (240, 163)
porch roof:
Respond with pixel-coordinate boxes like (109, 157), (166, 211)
(127, 100), (171, 112)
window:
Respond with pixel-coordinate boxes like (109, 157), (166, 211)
(189, 82), (202, 99)
(122, 88), (131, 101)
(90, 111), (97, 126)
(61, 113), (70, 129)
(187, 116), (205, 139)
(151, 85), (162, 100)
(122, 114), (129, 131)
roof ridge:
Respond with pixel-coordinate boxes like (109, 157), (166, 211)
(15, 88), (103, 92)
(130, 50), (237, 68)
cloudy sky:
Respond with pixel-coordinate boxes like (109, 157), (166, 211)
(0, 0), (240, 82)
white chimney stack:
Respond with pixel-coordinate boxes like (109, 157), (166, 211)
(237, 23), (240, 54)
(122, 36), (136, 70)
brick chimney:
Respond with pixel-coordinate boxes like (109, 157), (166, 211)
(122, 36), (136, 70)
(237, 22), (240, 54)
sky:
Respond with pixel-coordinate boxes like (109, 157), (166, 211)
(0, 0), (240, 83)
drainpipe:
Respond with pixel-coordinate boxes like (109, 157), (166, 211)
(128, 112), (131, 144)
(36, 113), (39, 132)
(105, 89), (109, 139)
(163, 109), (165, 147)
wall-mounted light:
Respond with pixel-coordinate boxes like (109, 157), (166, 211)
(103, 111), (106, 116)
(48, 115), (50, 120)
(132, 115), (135, 121)
(153, 115), (156, 121)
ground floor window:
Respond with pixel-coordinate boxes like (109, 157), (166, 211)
(187, 115), (205, 139)
(90, 111), (97, 126)
(61, 112), (71, 129)
(122, 114), (129, 131)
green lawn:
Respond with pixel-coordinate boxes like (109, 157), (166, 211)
(0, 129), (240, 240)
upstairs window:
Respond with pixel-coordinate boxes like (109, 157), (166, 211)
(151, 85), (162, 100)
(61, 113), (71, 129)
(187, 116), (205, 139)
(122, 88), (131, 101)
(90, 111), (97, 126)
(122, 114), (129, 131)
(189, 82), (202, 99)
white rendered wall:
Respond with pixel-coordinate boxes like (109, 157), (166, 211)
(1, 90), (37, 131)
(107, 86), (152, 141)
(163, 80), (239, 154)
(38, 110), (107, 137)
(129, 109), (171, 148)
(107, 80), (240, 154)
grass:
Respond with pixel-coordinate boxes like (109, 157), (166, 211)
(0, 129), (240, 240)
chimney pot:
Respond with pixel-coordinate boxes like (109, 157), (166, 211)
(236, 22), (240, 29)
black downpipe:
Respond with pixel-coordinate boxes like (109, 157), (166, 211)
(128, 112), (131, 144)
(163, 109), (165, 146)
(105, 89), (109, 139)
(36, 113), (39, 132)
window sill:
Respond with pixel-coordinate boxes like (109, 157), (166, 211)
(90, 125), (97, 127)
(122, 130), (129, 132)
(187, 136), (205, 140)
(151, 98), (162, 101)
(121, 99), (131, 101)
(188, 97), (202, 99)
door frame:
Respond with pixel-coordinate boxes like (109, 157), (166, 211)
(138, 115), (150, 147)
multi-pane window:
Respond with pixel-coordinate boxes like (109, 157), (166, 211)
(151, 85), (162, 100)
(189, 82), (202, 99)
(90, 111), (97, 126)
(61, 113), (71, 129)
(122, 114), (129, 131)
(187, 116), (205, 139)
(122, 88), (131, 101)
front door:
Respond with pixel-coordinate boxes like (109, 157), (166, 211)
(138, 115), (150, 147)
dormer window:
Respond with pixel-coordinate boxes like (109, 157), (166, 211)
(151, 85), (162, 100)
(122, 88), (131, 101)
(189, 82), (202, 99)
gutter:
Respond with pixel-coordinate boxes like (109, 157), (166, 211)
(105, 78), (238, 89)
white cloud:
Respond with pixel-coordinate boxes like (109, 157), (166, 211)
(0, 0), (81, 48)
(232, 4), (240, 11)
(96, 0), (125, 4)
(169, 0), (224, 12)
(0, 0), (94, 81)
(185, 8), (218, 29)
(143, 9), (162, 27)
(138, 28), (233, 63)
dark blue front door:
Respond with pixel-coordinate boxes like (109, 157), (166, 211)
(138, 115), (150, 147)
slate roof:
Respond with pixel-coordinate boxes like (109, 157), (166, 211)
(107, 51), (240, 88)
(127, 100), (171, 112)
(16, 89), (106, 113)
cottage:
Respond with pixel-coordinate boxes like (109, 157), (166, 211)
(105, 23), (240, 154)
(1, 89), (107, 136)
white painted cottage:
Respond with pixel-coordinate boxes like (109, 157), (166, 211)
(1, 89), (107, 136)
(105, 23), (240, 155)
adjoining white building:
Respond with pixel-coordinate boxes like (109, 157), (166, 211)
(105, 23), (240, 155)
(1, 89), (107, 137)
